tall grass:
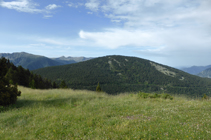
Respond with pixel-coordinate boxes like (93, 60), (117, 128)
(0, 86), (211, 139)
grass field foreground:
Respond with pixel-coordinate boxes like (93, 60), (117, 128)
(1, 86), (211, 139)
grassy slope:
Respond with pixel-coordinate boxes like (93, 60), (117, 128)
(1, 87), (211, 139)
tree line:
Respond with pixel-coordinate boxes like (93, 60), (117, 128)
(0, 57), (60, 106)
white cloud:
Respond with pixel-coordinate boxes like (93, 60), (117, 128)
(85, 0), (99, 11)
(67, 2), (84, 8)
(0, 0), (62, 18)
(80, 0), (211, 66)
(45, 4), (61, 10)
(43, 15), (53, 18)
(0, 0), (42, 13)
(79, 29), (163, 49)
(87, 12), (93, 14)
(67, 3), (73, 7)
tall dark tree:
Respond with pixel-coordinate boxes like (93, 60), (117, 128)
(53, 81), (58, 89)
(0, 57), (55, 89)
(0, 57), (21, 106)
(60, 80), (68, 89)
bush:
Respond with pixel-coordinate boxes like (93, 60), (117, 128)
(138, 92), (149, 98)
(96, 82), (102, 92)
(202, 94), (209, 100)
(0, 79), (21, 106)
(138, 92), (173, 100)
(161, 93), (173, 100)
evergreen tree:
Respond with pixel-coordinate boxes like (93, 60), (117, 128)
(0, 57), (21, 106)
(60, 80), (67, 89)
(96, 82), (102, 92)
(53, 82), (57, 88)
(29, 79), (36, 89)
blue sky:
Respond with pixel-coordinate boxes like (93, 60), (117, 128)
(0, 0), (211, 67)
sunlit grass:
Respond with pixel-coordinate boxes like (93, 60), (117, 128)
(1, 86), (211, 139)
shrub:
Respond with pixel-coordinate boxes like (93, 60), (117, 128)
(161, 93), (173, 100)
(138, 92), (149, 98)
(202, 94), (209, 100)
(0, 79), (21, 106)
(138, 92), (173, 100)
(96, 82), (102, 92)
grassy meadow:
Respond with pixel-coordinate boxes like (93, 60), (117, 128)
(1, 86), (211, 139)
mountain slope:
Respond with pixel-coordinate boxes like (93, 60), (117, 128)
(33, 55), (211, 96)
(198, 68), (211, 78)
(0, 52), (93, 70)
(181, 65), (211, 75)
(0, 57), (55, 89)
(0, 52), (62, 70)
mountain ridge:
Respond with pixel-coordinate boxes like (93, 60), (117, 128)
(33, 55), (211, 96)
(0, 52), (93, 70)
(198, 68), (211, 78)
(181, 65), (211, 75)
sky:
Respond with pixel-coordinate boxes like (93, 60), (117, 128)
(0, 0), (211, 68)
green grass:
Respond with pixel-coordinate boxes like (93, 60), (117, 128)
(1, 86), (211, 139)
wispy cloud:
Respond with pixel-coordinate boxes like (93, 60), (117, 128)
(80, 0), (211, 66)
(0, 0), (42, 13)
(65, 2), (84, 8)
(45, 4), (61, 10)
(79, 29), (162, 49)
(0, 0), (61, 17)
(85, 0), (99, 11)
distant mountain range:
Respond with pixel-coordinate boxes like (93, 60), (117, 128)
(197, 68), (211, 78)
(181, 65), (211, 75)
(33, 55), (211, 96)
(0, 52), (93, 70)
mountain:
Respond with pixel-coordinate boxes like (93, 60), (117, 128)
(0, 52), (93, 70)
(33, 55), (211, 96)
(0, 57), (56, 89)
(51, 56), (93, 65)
(198, 68), (211, 78)
(0, 52), (62, 70)
(181, 65), (211, 75)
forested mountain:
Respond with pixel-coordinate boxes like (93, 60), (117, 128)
(33, 55), (211, 96)
(198, 68), (211, 78)
(0, 57), (56, 89)
(0, 52), (93, 70)
(181, 65), (211, 75)
(0, 52), (62, 70)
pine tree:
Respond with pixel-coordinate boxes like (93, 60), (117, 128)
(96, 82), (101, 92)
(0, 57), (21, 106)
(29, 79), (36, 89)
(53, 82), (57, 88)
(60, 80), (67, 89)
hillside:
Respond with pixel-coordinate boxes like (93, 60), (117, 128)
(0, 52), (62, 70)
(0, 52), (93, 70)
(0, 57), (56, 89)
(181, 65), (211, 75)
(0, 87), (211, 139)
(33, 55), (211, 96)
(198, 68), (211, 78)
